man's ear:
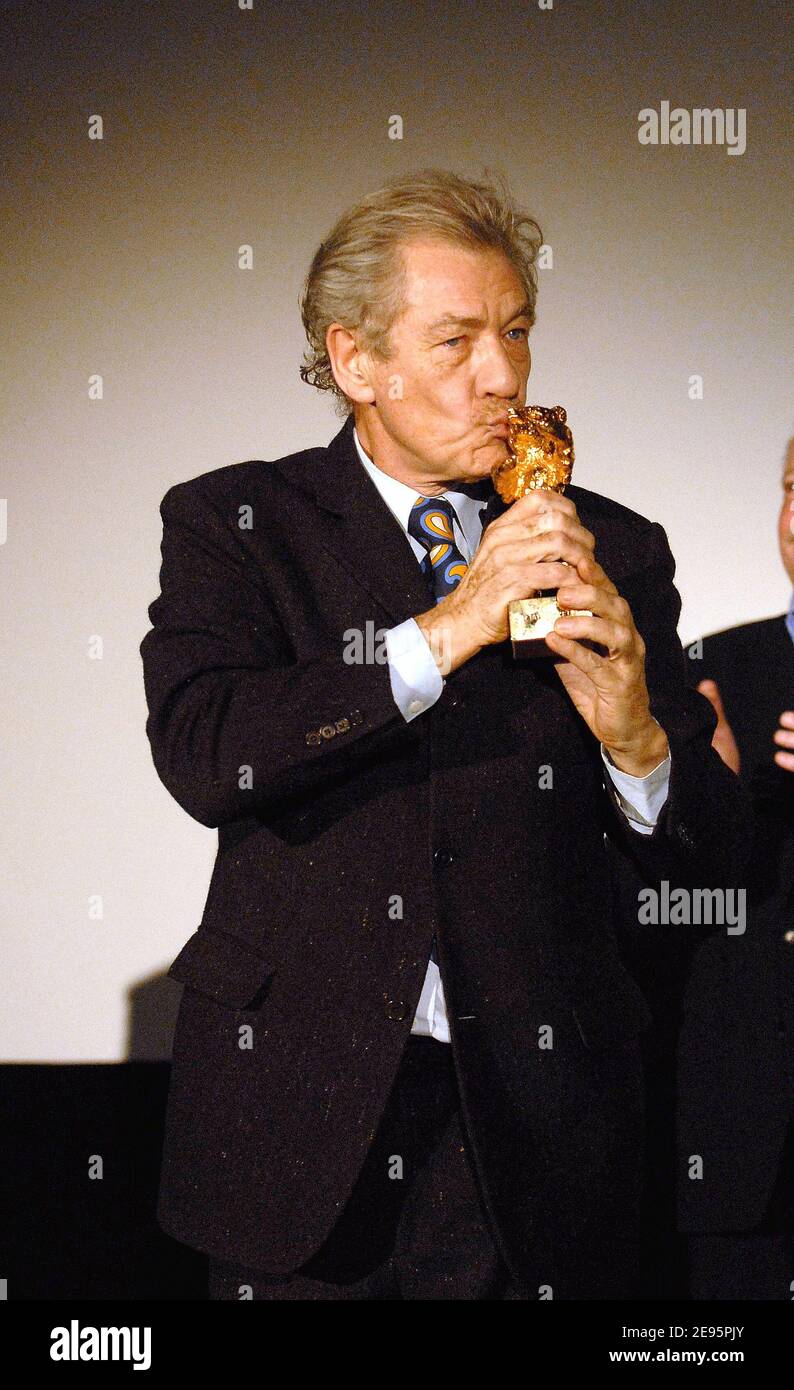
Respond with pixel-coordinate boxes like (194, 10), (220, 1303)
(325, 323), (376, 406)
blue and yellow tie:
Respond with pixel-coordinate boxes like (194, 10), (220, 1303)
(407, 495), (469, 603)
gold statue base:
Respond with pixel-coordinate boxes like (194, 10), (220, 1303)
(508, 597), (590, 658)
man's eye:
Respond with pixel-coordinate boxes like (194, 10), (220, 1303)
(439, 329), (527, 348)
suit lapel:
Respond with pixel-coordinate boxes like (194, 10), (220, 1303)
(290, 414), (506, 627)
(479, 487), (509, 533)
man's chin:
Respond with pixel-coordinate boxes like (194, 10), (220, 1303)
(466, 462), (499, 482)
(471, 436), (508, 472)
(455, 454), (503, 493)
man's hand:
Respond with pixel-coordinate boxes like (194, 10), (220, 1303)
(541, 553), (669, 776)
(697, 679), (741, 775)
(773, 710), (794, 772)
(415, 488), (668, 775)
(415, 489), (595, 672)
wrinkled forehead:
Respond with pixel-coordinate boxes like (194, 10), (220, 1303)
(397, 238), (526, 318)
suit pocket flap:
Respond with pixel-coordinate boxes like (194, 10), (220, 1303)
(167, 927), (274, 1008)
(571, 982), (653, 1050)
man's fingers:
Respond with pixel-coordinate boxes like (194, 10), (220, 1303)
(574, 553), (621, 595)
(774, 750), (794, 772)
(508, 490), (578, 522)
(544, 627), (604, 672)
(695, 681), (740, 773)
(528, 516), (596, 552)
(697, 679), (726, 720)
(528, 531), (595, 567)
(553, 611), (632, 655)
(493, 493), (595, 549)
(773, 727), (794, 750)
(494, 514), (595, 556)
(496, 535), (590, 570)
(558, 580), (625, 616)
(492, 533), (593, 572)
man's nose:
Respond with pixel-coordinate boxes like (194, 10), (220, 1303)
(476, 339), (527, 399)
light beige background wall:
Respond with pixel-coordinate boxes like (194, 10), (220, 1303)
(2, 0), (791, 1058)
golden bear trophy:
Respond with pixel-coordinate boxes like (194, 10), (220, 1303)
(491, 405), (590, 657)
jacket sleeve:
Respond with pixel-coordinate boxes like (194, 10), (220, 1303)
(601, 520), (754, 893)
(139, 479), (420, 827)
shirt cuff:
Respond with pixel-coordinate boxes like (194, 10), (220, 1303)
(600, 745), (671, 835)
(385, 618), (444, 721)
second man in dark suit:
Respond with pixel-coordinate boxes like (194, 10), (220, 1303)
(676, 437), (794, 1298)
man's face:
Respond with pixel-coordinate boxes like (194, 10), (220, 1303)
(778, 440), (794, 587)
(357, 238), (531, 489)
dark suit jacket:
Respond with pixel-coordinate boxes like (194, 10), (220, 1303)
(675, 616), (794, 1232)
(140, 413), (751, 1296)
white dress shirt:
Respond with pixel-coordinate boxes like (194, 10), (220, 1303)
(352, 426), (671, 1042)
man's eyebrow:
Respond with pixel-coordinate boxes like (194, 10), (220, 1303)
(422, 301), (533, 337)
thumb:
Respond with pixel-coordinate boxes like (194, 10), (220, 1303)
(697, 679), (726, 722)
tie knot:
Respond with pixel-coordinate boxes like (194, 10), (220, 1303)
(407, 495), (461, 551)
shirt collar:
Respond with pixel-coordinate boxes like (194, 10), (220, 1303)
(351, 425), (489, 544)
(786, 591), (794, 647)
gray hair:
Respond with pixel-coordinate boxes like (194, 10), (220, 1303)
(299, 167), (544, 418)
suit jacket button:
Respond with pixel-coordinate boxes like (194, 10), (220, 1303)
(385, 999), (410, 1021)
(336, 717), (351, 733)
(433, 847), (454, 866)
(305, 731), (321, 745)
(350, 709), (364, 725)
(319, 724), (337, 739)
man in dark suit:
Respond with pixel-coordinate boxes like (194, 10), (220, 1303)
(674, 438), (794, 1298)
(140, 169), (750, 1300)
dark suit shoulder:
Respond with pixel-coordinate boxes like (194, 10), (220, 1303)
(693, 617), (789, 700)
(567, 484), (670, 583)
(701, 614), (787, 661)
(160, 444), (329, 511)
(567, 483), (657, 536)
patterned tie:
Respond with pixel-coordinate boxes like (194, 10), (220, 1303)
(407, 495), (469, 603)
